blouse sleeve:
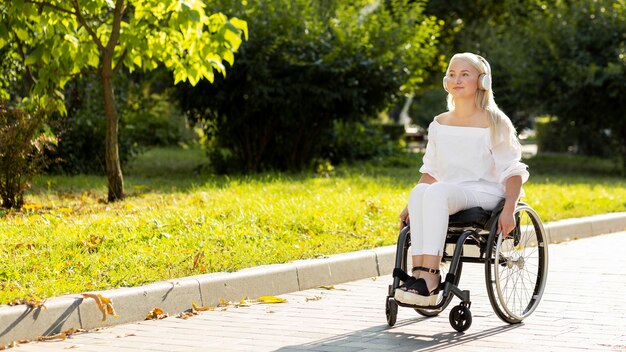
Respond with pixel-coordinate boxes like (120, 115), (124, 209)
(419, 121), (439, 179)
(491, 127), (529, 185)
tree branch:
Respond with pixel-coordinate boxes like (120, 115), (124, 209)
(105, 0), (126, 56)
(71, 0), (105, 51)
(113, 48), (128, 73)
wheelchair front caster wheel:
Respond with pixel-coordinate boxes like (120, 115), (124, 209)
(386, 298), (398, 327)
(449, 305), (472, 332)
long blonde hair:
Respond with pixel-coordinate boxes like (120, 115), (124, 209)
(445, 52), (519, 146)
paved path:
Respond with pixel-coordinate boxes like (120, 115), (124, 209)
(17, 231), (626, 351)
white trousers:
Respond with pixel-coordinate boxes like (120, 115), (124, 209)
(408, 182), (502, 256)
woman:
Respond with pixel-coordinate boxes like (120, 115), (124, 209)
(394, 53), (529, 306)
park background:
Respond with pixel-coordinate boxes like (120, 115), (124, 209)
(0, 0), (625, 305)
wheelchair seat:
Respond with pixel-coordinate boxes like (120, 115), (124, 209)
(448, 200), (504, 230)
(448, 207), (491, 229)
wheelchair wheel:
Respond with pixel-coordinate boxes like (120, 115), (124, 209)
(386, 297), (398, 326)
(403, 239), (462, 317)
(485, 204), (548, 323)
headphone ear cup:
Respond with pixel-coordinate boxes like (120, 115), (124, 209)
(443, 76), (449, 92)
(479, 73), (492, 91)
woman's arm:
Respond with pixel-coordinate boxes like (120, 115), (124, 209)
(498, 175), (522, 237)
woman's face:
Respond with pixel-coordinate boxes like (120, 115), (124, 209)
(446, 58), (480, 98)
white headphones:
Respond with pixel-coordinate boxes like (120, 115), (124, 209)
(443, 54), (492, 92)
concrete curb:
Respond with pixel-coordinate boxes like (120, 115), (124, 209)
(1, 212), (625, 345)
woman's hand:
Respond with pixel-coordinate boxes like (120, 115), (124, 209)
(497, 206), (516, 238)
(399, 206), (409, 230)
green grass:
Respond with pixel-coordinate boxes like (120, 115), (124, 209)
(0, 147), (625, 304)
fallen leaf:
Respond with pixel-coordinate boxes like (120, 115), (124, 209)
(191, 301), (214, 312)
(8, 295), (47, 309)
(82, 294), (119, 321)
(257, 296), (288, 304)
(146, 307), (168, 320)
(306, 296), (322, 301)
(192, 251), (205, 270)
(37, 327), (80, 342)
(318, 285), (347, 291)
(116, 333), (136, 338)
(23, 203), (43, 210)
(177, 310), (197, 319)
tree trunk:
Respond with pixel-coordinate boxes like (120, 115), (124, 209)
(101, 59), (124, 201)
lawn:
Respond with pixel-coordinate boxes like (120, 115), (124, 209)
(0, 147), (624, 304)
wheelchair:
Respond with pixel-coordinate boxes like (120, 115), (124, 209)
(385, 200), (549, 332)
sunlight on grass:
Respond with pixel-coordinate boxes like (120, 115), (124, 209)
(0, 147), (624, 303)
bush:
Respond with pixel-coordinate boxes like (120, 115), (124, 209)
(534, 116), (575, 154)
(48, 73), (192, 174)
(176, 0), (441, 173)
(47, 75), (136, 174)
(321, 120), (404, 165)
(0, 102), (56, 209)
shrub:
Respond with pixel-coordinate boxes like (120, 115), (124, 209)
(534, 116), (575, 154)
(48, 73), (191, 174)
(0, 102), (56, 209)
(321, 120), (404, 165)
(47, 75), (136, 174)
(176, 0), (441, 173)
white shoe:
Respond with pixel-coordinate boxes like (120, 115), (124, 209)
(393, 288), (406, 302)
(397, 289), (439, 306)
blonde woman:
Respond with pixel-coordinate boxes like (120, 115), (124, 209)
(395, 53), (529, 306)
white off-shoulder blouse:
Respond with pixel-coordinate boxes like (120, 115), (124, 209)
(419, 119), (529, 197)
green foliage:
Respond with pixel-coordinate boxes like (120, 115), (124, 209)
(320, 120), (404, 165)
(176, 0), (441, 173)
(534, 116), (576, 154)
(0, 0), (248, 96)
(485, 0), (626, 165)
(422, 0), (626, 170)
(0, 102), (56, 209)
(1, 147), (625, 303)
(46, 74), (134, 174)
(1, 0), (247, 200)
(122, 90), (192, 148)
(46, 72), (193, 174)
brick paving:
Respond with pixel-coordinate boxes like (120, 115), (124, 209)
(17, 231), (626, 351)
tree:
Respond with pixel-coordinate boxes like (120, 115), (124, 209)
(176, 0), (441, 172)
(0, 0), (247, 200)
(491, 0), (626, 168)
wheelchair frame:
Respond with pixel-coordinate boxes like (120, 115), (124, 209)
(385, 201), (549, 332)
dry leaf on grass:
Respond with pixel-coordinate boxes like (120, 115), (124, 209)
(8, 296), (47, 309)
(146, 307), (168, 320)
(81, 294), (119, 321)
